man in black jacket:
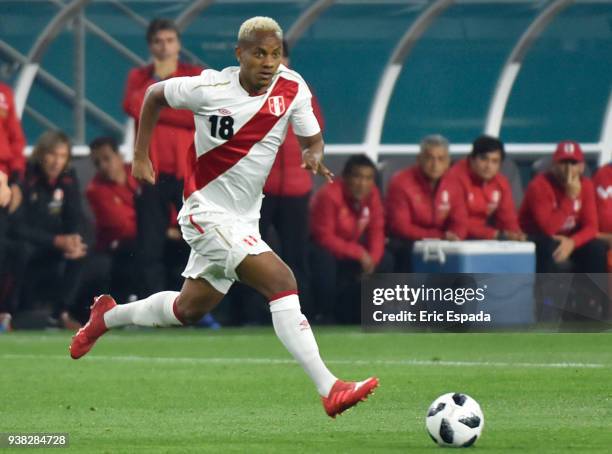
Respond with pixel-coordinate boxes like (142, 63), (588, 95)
(10, 131), (86, 329)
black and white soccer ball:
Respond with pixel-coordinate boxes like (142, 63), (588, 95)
(425, 393), (484, 448)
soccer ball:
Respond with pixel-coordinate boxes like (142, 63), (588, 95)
(425, 393), (484, 448)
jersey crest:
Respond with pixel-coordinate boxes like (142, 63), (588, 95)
(268, 96), (286, 117)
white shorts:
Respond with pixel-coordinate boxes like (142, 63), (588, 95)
(179, 212), (272, 294)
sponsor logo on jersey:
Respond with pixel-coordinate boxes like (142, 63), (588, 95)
(597, 185), (612, 199)
(218, 108), (232, 115)
(268, 96), (285, 116)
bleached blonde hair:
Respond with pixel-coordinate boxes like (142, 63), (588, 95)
(238, 16), (283, 43)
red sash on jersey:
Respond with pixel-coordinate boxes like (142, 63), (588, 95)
(183, 77), (300, 199)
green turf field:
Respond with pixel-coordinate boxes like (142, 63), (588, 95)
(1, 328), (611, 453)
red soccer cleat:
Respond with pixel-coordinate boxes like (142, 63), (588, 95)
(322, 377), (379, 418)
(69, 295), (117, 359)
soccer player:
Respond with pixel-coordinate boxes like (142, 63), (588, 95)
(70, 16), (378, 417)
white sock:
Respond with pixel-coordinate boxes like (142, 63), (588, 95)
(103, 291), (184, 328)
(270, 293), (337, 396)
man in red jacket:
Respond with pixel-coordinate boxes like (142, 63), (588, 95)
(593, 163), (612, 245)
(0, 82), (25, 329)
(87, 137), (138, 252)
(86, 137), (139, 302)
(450, 135), (524, 241)
(310, 154), (389, 323)
(0, 83), (26, 272)
(386, 134), (467, 272)
(519, 141), (606, 273)
(592, 162), (612, 319)
(123, 18), (202, 295)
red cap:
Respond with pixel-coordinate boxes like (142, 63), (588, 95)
(553, 140), (584, 163)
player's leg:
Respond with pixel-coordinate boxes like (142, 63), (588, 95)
(237, 251), (336, 393)
(237, 251), (378, 417)
(104, 277), (223, 328)
(69, 277), (224, 359)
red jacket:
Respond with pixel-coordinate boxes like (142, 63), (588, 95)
(519, 172), (598, 248)
(592, 164), (612, 233)
(123, 62), (202, 179)
(263, 94), (324, 196)
(450, 158), (520, 239)
(0, 83), (26, 181)
(310, 179), (385, 264)
(386, 165), (467, 240)
(86, 165), (139, 251)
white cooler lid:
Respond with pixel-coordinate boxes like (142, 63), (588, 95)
(413, 240), (535, 255)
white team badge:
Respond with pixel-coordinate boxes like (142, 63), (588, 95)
(268, 96), (285, 117)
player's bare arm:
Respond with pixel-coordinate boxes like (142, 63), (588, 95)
(132, 82), (170, 184)
(298, 132), (334, 182)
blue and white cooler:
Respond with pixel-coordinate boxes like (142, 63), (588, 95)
(411, 240), (536, 327)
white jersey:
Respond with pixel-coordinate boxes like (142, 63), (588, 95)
(164, 64), (321, 221)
